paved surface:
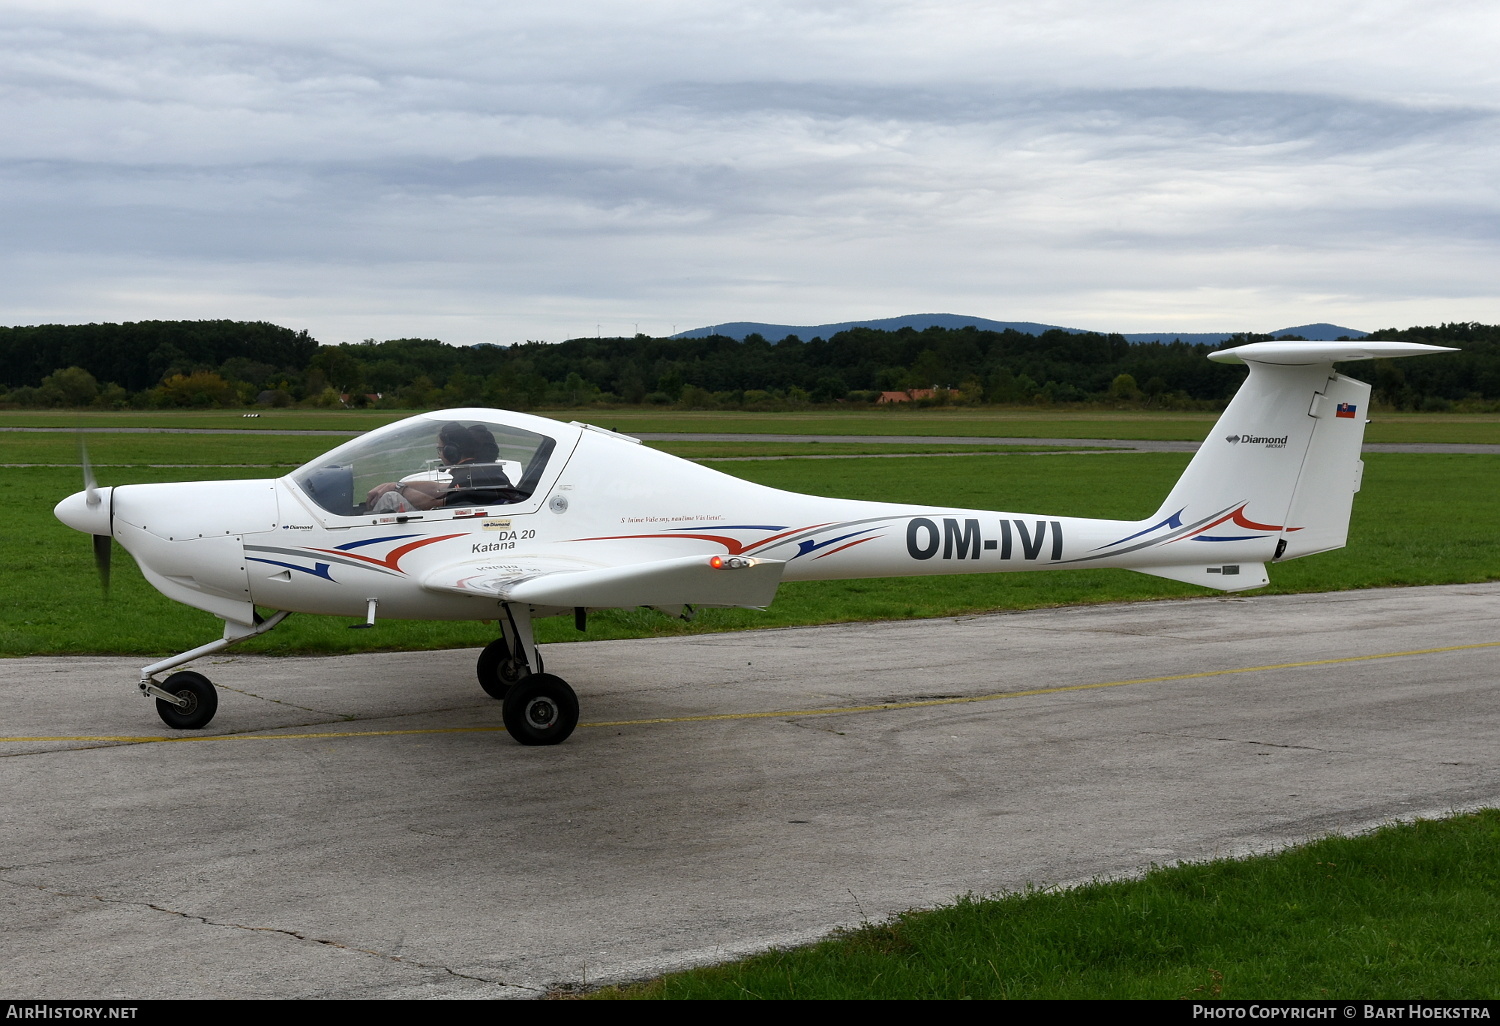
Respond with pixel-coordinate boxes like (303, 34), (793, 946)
(3, 583), (1499, 998)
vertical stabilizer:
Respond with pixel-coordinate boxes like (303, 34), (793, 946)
(1153, 360), (1332, 560)
(1151, 340), (1455, 567)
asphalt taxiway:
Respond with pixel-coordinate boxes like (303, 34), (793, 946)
(3, 583), (1498, 998)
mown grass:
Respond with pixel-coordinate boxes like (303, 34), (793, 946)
(0, 432), (336, 467)
(651, 441), (1084, 458)
(0, 435), (1078, 467)
(1363, 419), (1500, 444)
(0, 409), (398, 431)
(558, 409), (1500, 445)
(586, 811), (1500, 999)
(4, 443), (1497, 657)
(5, 407), (1500, 443)
(583, 411), (1221, 440)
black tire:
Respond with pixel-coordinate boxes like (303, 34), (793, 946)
(501, 673), (579, 746)
(155, 671), (218, 730)
(476, 637), (528, 699)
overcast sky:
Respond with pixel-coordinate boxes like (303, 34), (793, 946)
(2, 0), (1497, 345)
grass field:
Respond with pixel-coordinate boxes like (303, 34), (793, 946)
(642, 441), (1085, 458)
(0, 409), (393, 431)
(5, 406), (1500, 443)
(5, 439), (1497, 656)
(570, 409), (1500, 446)
(0, 432), (334, 467)
(587, 811), (1500, 1000)
(0, 434), (1080, 467)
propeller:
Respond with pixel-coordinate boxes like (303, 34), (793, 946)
(93, 533), (112, 594)
(81, 432), (98, 507)
(79, 434), (111, 595)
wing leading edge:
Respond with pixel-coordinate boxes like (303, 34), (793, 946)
(422, 553), (787, 610)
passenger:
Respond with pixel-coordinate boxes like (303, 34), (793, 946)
(366, 422), (515, 513)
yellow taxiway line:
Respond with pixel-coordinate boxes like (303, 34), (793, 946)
(6, 639), (1498, 746)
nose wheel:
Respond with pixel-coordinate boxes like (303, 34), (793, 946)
(153, 671), (218, 730)
(502, 673), (578, 746)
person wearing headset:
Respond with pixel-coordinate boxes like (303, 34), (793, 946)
(365, 422), (513, 513)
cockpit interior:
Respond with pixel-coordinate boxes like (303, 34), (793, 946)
(290, 416), (558, 518)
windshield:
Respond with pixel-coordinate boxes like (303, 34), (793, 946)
(291, 417), (557, 517)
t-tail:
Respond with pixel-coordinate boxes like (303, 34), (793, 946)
(1120, 340), (1455, 592)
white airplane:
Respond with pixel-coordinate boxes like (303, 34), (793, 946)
(54, 339), (1452, 745)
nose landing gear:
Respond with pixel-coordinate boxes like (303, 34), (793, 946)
(137, 610), (292, 730)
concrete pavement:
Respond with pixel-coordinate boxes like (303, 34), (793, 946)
(2, 582), (1498, 998)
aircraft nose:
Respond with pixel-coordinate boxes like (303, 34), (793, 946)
(54, 487), (113, 536)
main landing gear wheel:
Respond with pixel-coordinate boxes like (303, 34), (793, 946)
(476, 637), (529, 699)
(154, 671), (218, 730)
(501, 673), (579, 746)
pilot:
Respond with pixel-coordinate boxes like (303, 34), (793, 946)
(366, 422), (515, 513)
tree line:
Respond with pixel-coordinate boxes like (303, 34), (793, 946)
(2, 318), (1496, 412)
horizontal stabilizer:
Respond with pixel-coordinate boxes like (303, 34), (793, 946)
(1134, 562), (1269, 592)
(424, 553), (786, 610)
(1208, 341), (1456, 366)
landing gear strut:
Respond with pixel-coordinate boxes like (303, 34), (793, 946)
(139, 611), (292, 730)
(491, 604), (576, 745)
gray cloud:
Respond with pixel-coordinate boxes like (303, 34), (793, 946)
(646, 81), (1490, 148)
(1, 1), (1497, 341)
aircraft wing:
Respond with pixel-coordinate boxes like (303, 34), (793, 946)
(421, 553), (787, 610)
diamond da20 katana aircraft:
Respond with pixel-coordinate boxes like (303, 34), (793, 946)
(54, 339), (1452, 745)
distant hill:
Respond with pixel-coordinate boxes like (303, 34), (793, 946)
(1268, 323), (1371, 341)
(672, 314), (1368, 344)
(1120, 323), (1370, 344)
(674, 314), (1074, 340)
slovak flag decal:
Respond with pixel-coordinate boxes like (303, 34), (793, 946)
(1335, 402), (1358, 419)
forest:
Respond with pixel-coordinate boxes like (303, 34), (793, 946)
(1, 318), (1496, 412)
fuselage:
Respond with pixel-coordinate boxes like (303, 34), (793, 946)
(55, 408), (1283, 625)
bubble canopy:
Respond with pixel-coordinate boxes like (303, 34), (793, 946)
(289, 412), (563, 517)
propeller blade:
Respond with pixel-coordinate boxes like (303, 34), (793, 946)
(81, 433), (110, 593)
(93, 533), (112, 595)
(79, 434), (99, 508)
